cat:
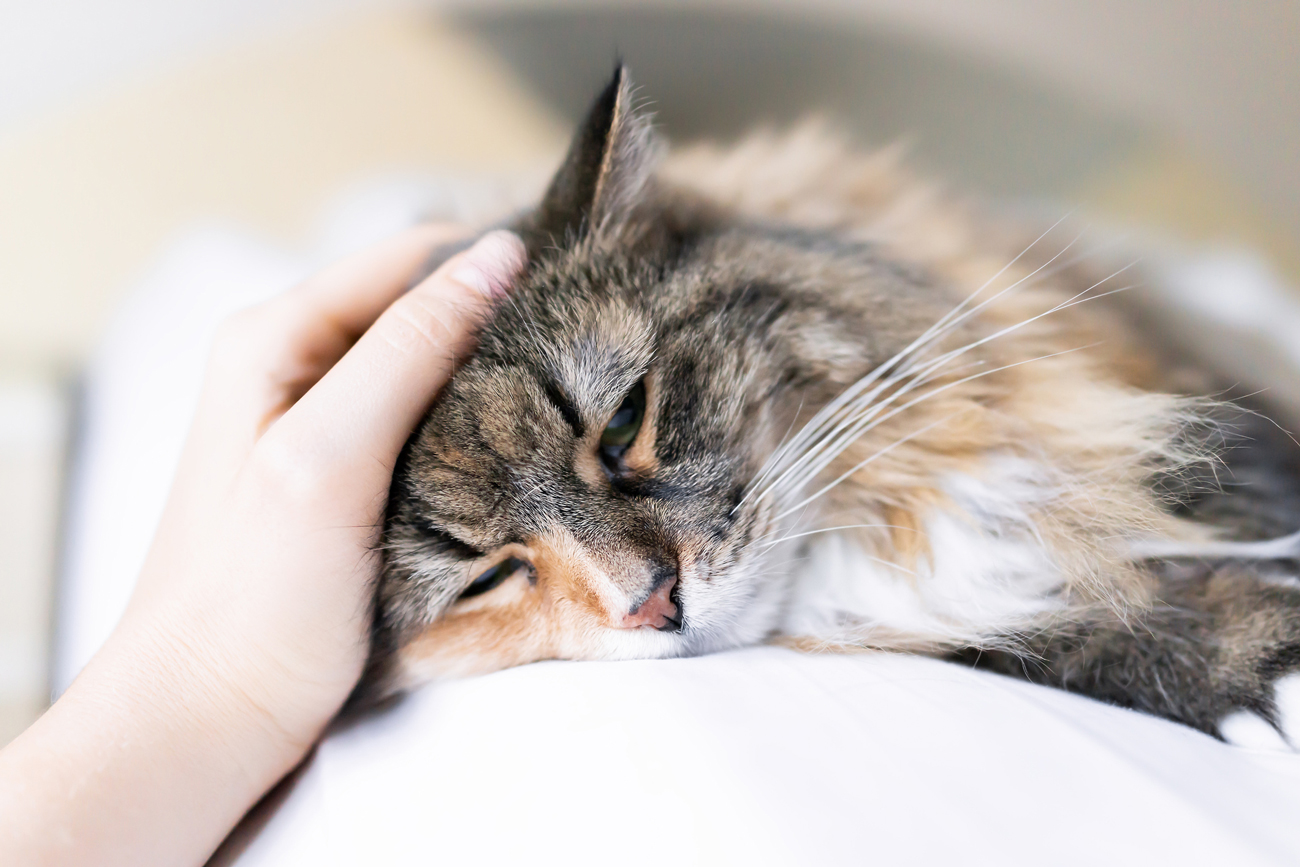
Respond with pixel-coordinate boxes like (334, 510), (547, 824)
(350, 66), (1300, 740)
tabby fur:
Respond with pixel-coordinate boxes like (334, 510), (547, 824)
(351, 67), (1300, 739)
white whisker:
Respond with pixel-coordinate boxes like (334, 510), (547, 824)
(760, 355), (992, 501)
(772, 343), (1097, 519)
(743, 219), (1134, 540)
(754, 523), (916, 550)
(742, 216), (1075, 507)
(773, 411), (968, 521)
(746, 221), (1094, 507)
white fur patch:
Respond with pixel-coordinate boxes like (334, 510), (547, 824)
(782, 457), (1064, 646)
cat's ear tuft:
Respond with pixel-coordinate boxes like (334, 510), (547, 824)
(527, 64), (660, 253)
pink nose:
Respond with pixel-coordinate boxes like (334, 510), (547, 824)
(619, 576), (681, 631)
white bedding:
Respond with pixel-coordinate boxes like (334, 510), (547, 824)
(220, 649), (1300, 866)
(58, 184), (1300, 866)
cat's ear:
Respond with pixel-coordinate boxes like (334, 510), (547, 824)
(526, 64), (659, 253)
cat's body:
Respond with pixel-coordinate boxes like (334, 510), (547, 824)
(353, 68), (1300, 739)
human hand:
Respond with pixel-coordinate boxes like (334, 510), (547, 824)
(125, 224), (525, 754)
(0, 225), (527, 866)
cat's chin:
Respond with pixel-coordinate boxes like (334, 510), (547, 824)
(570, 559), (794, 663)
(391, 584), (788, 691)
(391, 628), (682, 689)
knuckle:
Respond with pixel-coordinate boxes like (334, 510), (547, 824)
(210, 305), (278, 367)
(214, 304), (269, 343)
(247, 432), (338, 504)
(378, 295), (459, 356)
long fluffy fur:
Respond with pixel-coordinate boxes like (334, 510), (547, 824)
(350, 69), (1300, 740)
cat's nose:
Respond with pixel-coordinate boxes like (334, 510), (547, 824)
(620, 567), (681, 632)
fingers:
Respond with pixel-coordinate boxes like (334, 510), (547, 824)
(176, 225), (463, 511)
(202, 224), (467, 430)
(261, 230), (527, 488)
(278, 223), (468, 342)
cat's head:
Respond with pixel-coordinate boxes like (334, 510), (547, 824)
(368, 67), (914, 691)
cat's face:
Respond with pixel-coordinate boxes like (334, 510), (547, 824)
(381, 241), (805, 682)
(364, 67), (939, 697)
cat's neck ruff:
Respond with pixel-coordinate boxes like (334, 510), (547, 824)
(781, 456), (1068, 649)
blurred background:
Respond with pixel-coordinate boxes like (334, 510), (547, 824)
(1, 0), (1297, 744)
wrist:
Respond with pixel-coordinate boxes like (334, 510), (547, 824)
(0, 614), (323, 865)
(96, 604), (328, 781)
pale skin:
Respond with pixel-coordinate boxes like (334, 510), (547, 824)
(0, 225), (527, 866)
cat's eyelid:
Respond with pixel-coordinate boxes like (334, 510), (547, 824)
(421, 523), (485, 559)
(456, 556), (532, 602)
(541, 378), (586, 438)
(457, 553), (537, 600)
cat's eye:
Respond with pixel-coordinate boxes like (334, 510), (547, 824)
(599, 379), (646, 463)
(459, 557), (529, 601)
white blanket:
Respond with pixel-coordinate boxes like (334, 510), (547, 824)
(220, 649), (1300, 866)
(58, 184), (1300, 866)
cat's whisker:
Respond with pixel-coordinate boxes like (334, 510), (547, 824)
(1013, 235), (1133, 293)
(758, 380), (940, 503)
(750, 349), (973, 504)
(773, 411), (969, 522)
(899, 211), (1077, 356)
(761, 323), (1010, 506)
(868, 224), (1088, 389)
(743, 220), (1073, 502)
(772, 344), (1098, 518)
(737, 515), (920, 583)
(746, 220), (1093, 507)
(744, 503), (903, 547)
(751, 368), (922, 502)
(755, 351), (993, 507)
(742, 395), (808, 510)
(864, 257), (1139, 407)
(753, 523), (917, 550)
(932, 261), (1139, 366)
(1053, 282), (1142, 311)
(895, 228), (1090, 369)
(762, 355), (992, 500)
(746, 353), (919, 503)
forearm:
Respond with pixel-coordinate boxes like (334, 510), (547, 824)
(0, 619), (309, 866)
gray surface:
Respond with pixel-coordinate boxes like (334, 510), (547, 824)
(455, 6), (1148, 201)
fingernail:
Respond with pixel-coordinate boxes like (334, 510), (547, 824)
(449, 231), (527, 299)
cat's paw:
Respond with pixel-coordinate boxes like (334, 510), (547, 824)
(1220, 710), (1293, 751)
(1220, 673), (1300, 751)
(1275, 672), (1300, 747)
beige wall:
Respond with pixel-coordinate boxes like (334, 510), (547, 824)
(0, 10), (567, 375)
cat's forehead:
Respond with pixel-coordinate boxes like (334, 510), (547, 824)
(476, 255), (662, 404)
(410, 274), (657, 493)
(402, 269), (675, 539)
(403, 363), (572, 544)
